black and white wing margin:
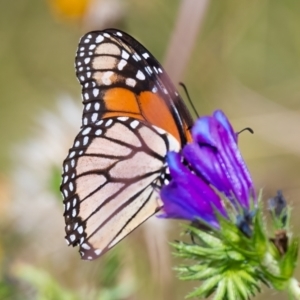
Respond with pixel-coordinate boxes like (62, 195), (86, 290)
(61, 117), (179, 260)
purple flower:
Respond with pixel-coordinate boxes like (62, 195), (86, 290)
(160, 110), (256, 228)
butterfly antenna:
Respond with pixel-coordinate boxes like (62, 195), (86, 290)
(179, 82), (199, 118)
(237, 127), (254, 135)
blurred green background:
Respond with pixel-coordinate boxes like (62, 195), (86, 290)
(1, 0), (300, 299)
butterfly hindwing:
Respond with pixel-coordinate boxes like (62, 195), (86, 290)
(61, 117), (180, 260)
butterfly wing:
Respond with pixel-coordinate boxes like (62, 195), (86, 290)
(61, 29), (193, 259)
(61, 117), (179, 259)
(75, 29), (193, 145)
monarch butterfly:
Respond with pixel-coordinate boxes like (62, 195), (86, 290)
(61, 29), (194, 260)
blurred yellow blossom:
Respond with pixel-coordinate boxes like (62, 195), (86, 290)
(48, 0), (126, 29)
(48, 0), (91, 20)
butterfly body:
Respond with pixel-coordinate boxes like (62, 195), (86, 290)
(61, 29), (193, 260)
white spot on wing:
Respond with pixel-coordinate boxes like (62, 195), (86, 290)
(145, 66), (152, 75)
(69, 182), (74, 191)
(83, 136), (89, 145)
(95, 249), (102, 255)
(142, 52), (150, 59)
(117, 59), (127, 70)
(93, 88), (99, 97)
(95, 35), (104, 43)
(117, 117), (128, 121)
(82, 127), (92, 135)
(95, 129), (102, 136)
(136, 70), (145, 80)
(133, 53), (141, 61)
(126, 78), (136, 87)
(130, 120), (139, 129)
(91, 113), (98, 122)
(152, 86), (158, 93)
(69, 151), (75, 158)
(121, 50), (129, 60)
(82, 243), (91, 250)
(105, 119), (113, 127)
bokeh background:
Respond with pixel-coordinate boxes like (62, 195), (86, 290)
(1, 0), (300, 299)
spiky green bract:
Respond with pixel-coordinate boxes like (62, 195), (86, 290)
(172, 192), (300, 299)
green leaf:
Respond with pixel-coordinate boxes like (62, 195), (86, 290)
(252, 207), (268, 259)
(185, 225), (223, 248)
(178, 265), (226, 281)
(280, 238), (299, 278)
(186, 275), (222, 298)
(226, 276), (238, 300)
(226, 250), (245, 261)
(214, 279), (227, 300)
(231, 272), (252, 299)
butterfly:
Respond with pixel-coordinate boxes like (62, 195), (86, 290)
(60, 29), (194, 260)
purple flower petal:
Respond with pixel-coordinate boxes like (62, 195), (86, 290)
(160, 151), (227, 228)
(159, 110), (256, 228)
(213, 110), (237, 143)
(185, 110), (255, 208)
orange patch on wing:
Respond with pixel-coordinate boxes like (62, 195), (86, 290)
(104, 88), (141, 115)
(138, 91), (181, 143)
(102, 88), (191, 145)
(184, 125), (192, 143)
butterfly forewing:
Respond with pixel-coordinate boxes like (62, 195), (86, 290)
(61, 117), (180, 260)
(75, 29), (193, 145)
